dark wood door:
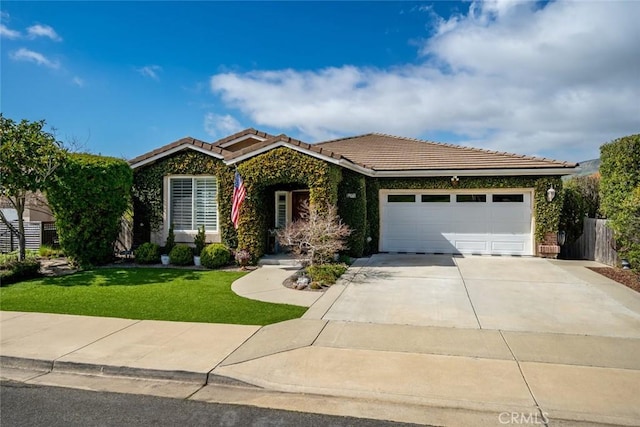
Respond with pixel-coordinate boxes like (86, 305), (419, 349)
(291, 191), (310, 221)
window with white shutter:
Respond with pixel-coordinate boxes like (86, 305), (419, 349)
(169, 176), (217, 232)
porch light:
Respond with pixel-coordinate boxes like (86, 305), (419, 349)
(557, 231), (566, 246)
(546, 186), (556, 202)
(451, 176), (460, 186)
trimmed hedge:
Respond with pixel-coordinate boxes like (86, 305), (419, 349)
(337, 169), (366, 257)
(169, 244), (193, 266)
(600, 134), (640, 269)
(47, 153), (132, 267)
(0, 258), (41, 285)
(201, 243), (231, 269)
(134, 242), (161, 264)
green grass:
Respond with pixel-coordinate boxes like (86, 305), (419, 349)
(0, 268), (307, 325)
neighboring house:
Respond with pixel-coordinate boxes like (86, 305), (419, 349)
(0, 192), (57, 252)
(0, 192), (55, 223)
(129, 129), (577, 258)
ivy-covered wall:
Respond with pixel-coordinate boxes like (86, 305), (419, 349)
(368, 175), (563, 252)
(337, 169), (367, 257)
(235, 147), (343, 259)
(132, 147), (564, 259)
(132, 151), (234, 246)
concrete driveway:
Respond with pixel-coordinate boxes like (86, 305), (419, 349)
(323, 254), (640, 338)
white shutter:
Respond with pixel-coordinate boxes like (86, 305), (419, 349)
(170, 178), (193, 230)
(194, 177), (217, 231)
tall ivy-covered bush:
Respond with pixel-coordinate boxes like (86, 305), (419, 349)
(600, 134), (640, 269)
(47, 153), (133, 267)
(560, 186), (586, 245)
(337, 169), (366, 258)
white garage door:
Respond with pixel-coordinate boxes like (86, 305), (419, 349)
(380, 191), (533, 255)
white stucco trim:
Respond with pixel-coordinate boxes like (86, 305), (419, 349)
(130, 145), (225, 169)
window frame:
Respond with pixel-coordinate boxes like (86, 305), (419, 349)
(456, 194), (487, 203)
(492, 194), (524, 203)
(387, 194), (416, 203)
(167, 175), (218, 232)
(421, 194), (451, 203)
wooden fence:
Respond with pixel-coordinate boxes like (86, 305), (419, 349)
(0, 221), (58, 253)
(562, 218), (618, 266)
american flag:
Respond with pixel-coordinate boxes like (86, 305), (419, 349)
(231, 171), (246, 229)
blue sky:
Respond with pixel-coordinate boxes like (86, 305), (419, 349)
(2, 1), (639, 163)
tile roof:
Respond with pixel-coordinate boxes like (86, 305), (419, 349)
(129, 129), (577, 174)
(128, 137), (229, 166)
(315, 133), (577, 171)
(224, 134), (348, 163)
(209, 128), (274, 148)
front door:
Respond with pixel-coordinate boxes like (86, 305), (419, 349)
(291, 190), (310, 221)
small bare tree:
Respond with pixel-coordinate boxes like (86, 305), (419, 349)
(276, 201), (351, 266)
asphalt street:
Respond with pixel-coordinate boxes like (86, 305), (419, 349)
(0, 380), (423, 427)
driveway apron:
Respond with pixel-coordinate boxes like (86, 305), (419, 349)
(322, 254), (480, 328)
(322, 254), (640, 337)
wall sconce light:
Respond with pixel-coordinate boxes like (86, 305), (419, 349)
(546, 186), (556, 202)
(451, 176), (460, 186)
(557, 230), (566, 246)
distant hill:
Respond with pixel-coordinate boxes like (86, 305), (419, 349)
(562, 158), (599, 181)
(574, 158), (600, 176)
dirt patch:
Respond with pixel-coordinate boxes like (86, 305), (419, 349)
(588, 267), (640, 293)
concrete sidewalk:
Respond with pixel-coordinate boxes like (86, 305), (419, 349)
(2, 259), (640, 426)
(2, 311), (639, 426)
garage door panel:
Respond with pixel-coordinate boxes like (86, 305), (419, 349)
(491, 240), (528, 253)
(455, 240), (488, 252)
(381, 191), (533, 255)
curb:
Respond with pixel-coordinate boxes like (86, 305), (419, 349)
(1, 355), (247, 387)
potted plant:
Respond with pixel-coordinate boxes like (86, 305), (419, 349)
(193, 225), (206, 267)
(161, 224), (176, 266)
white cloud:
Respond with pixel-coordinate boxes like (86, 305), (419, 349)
(10, 47), (60, 69)
(0, 24), (20, 39)
(210, 1), (640, 161)
(137, 65), (162, 80)
(26, 24), (62, 41)
(204, 113), (243, 138)
(72, 76), (85, 87)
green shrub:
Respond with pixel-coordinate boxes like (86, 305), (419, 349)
(560, 187), (586, 245)
(193, 226), (206, 256)
(600, 134), (640, 270)
(169, 244), (193, 266)
(0, 258), (41, 286)
(306, 263), (348, 286)
(46, 153), (132, 267)
(201, 243), (231, 269)
(164, 223), (176, 254)
(38, 245), (64, 258)
(134, 242), (161, 264)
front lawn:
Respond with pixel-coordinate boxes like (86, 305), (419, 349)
(0, 268), (307, 325)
